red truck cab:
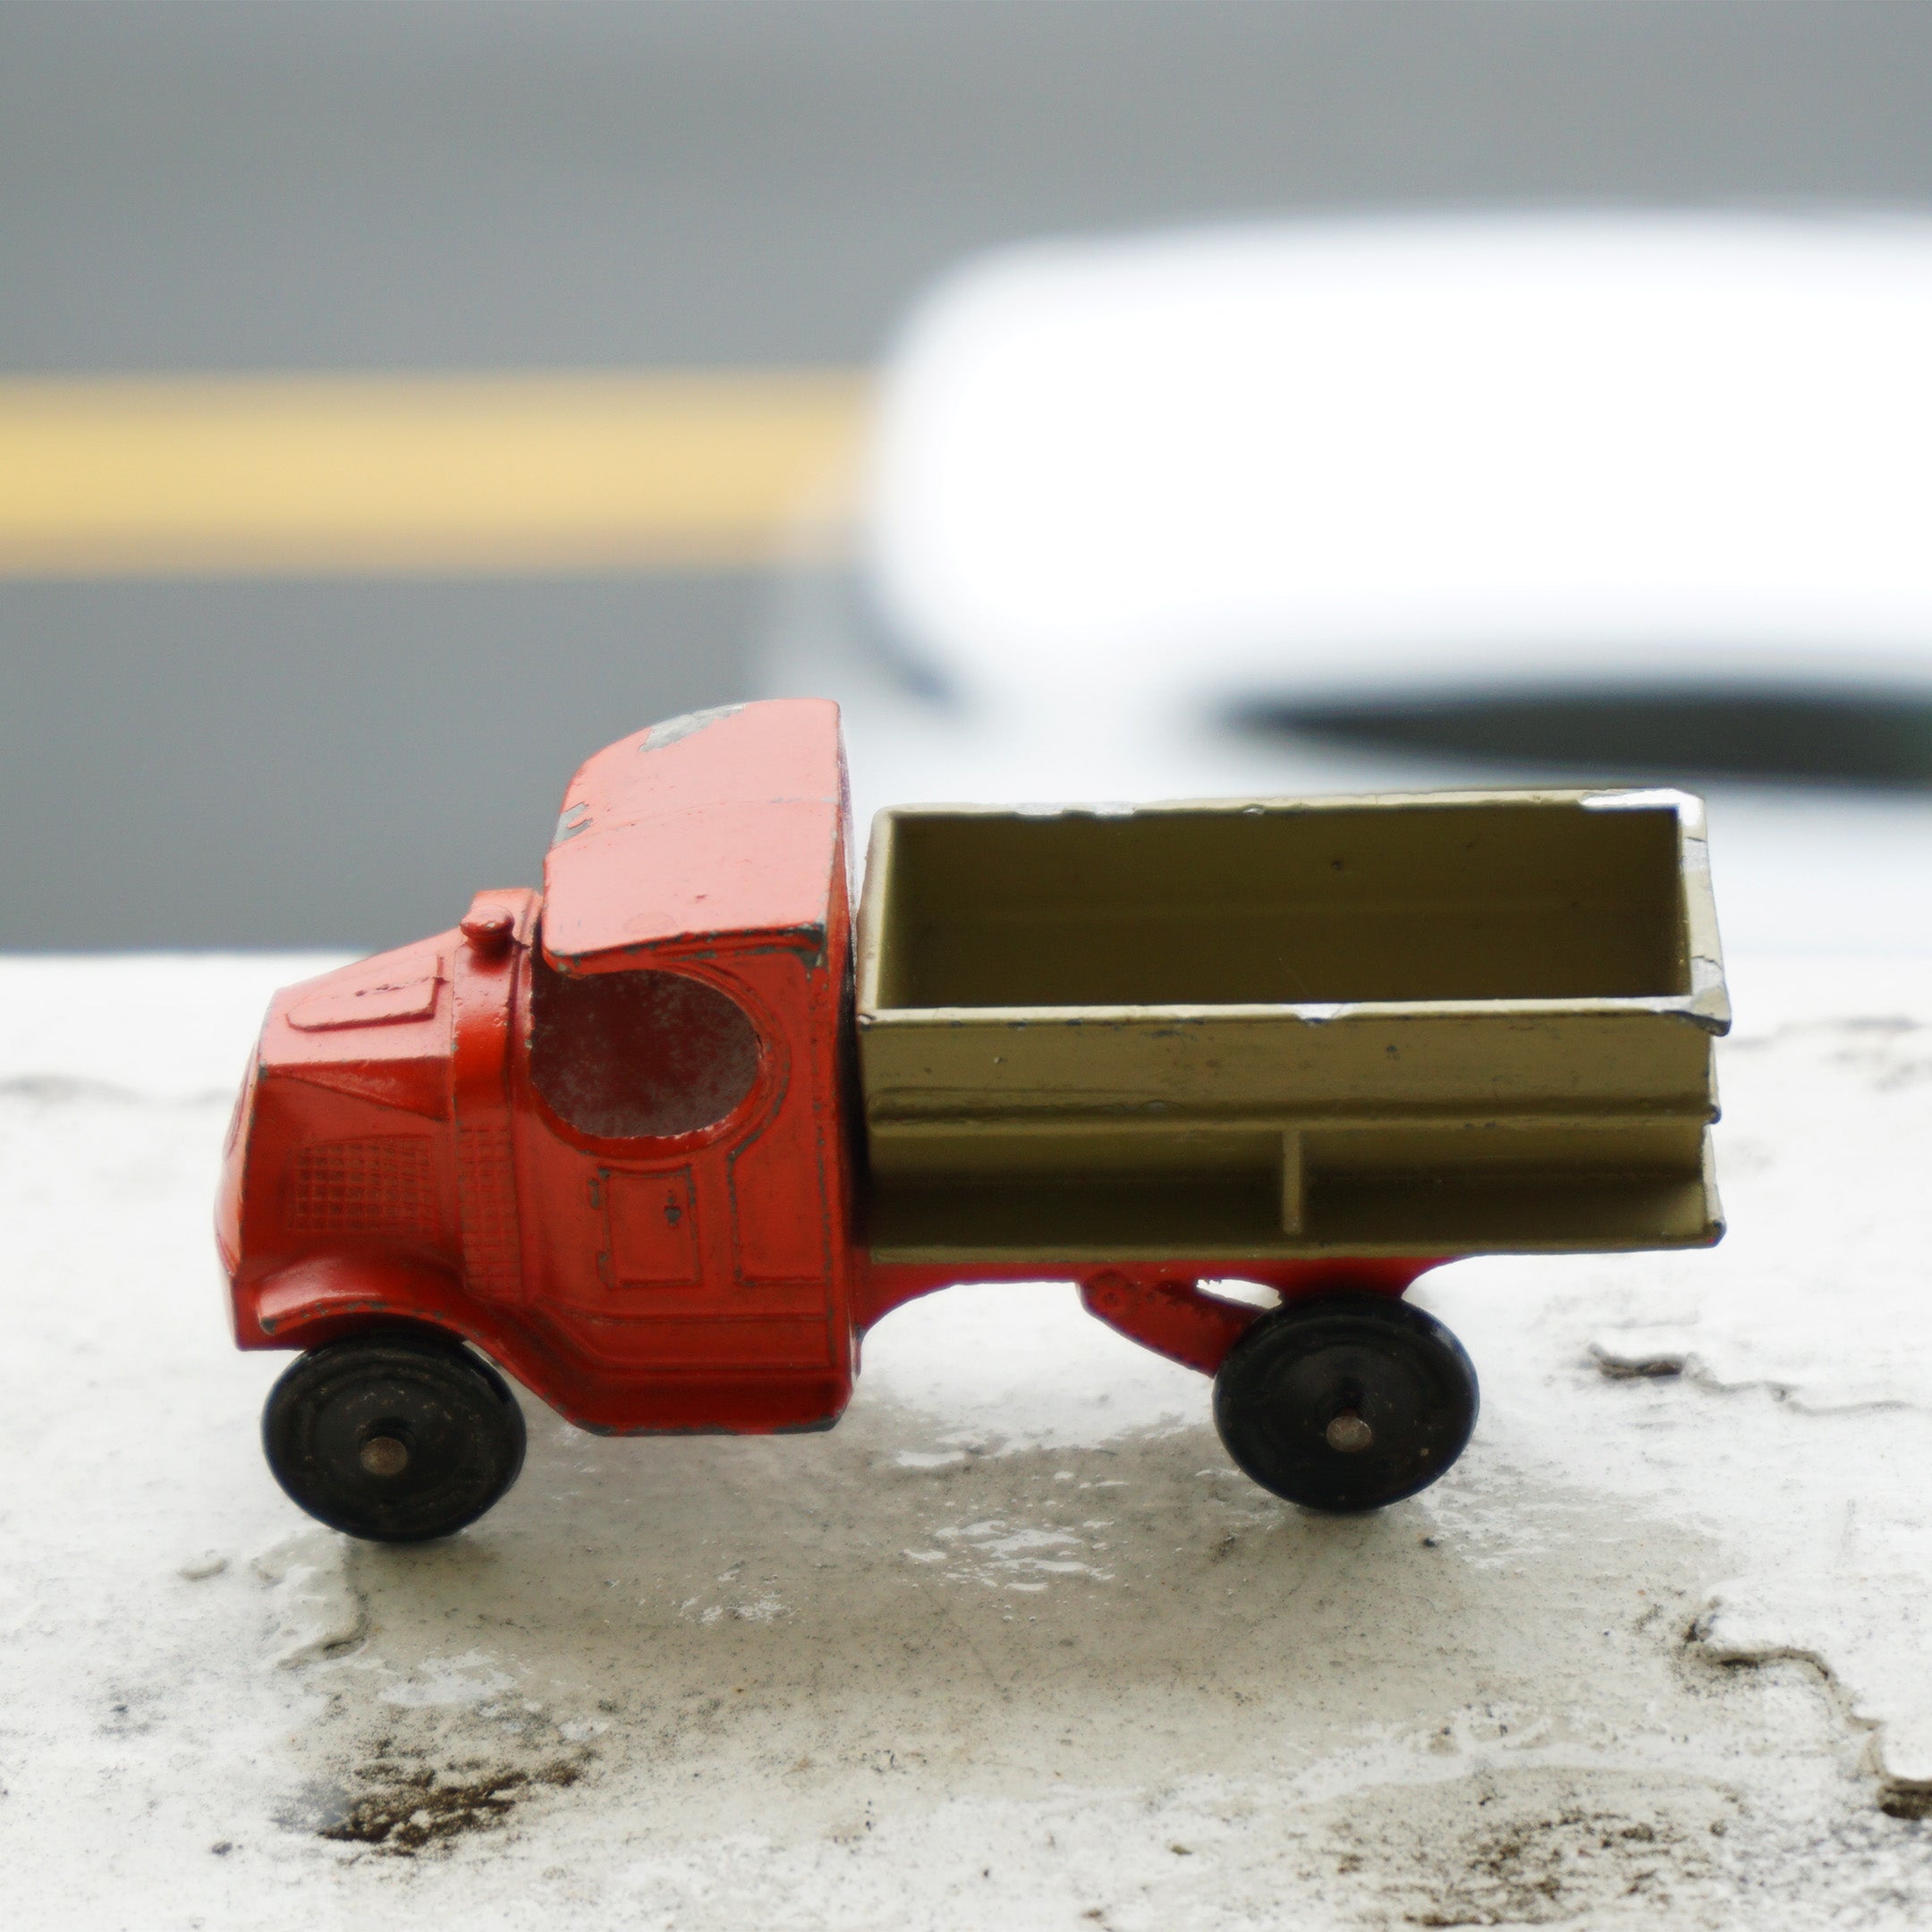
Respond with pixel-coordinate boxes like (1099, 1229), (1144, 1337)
(221, 699), (863, 1430)
(222, 703), (876, 1534)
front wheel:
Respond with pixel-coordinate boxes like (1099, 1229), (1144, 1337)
(262, 1331), (527, 1542)
(1213, 1293), (1478, 1513)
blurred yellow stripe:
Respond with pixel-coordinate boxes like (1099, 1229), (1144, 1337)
(0, 372), (869, 576)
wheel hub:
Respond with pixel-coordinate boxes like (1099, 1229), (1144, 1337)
(1324, 1411), (1375, 1453)
(358, 1434), (411, 1478)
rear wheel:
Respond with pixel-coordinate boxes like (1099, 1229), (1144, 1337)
(262, 1331), (527, 1542)
(1213, 1293), (1478, 1513)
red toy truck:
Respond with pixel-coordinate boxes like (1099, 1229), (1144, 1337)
(219, 700), (1728, 1539)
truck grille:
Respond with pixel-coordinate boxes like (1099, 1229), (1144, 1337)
(284, 1137), (438, 1238)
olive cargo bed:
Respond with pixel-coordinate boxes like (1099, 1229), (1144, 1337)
(854, 789), (1728, 1265)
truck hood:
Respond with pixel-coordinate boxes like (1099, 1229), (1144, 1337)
(258, 934), (454, 1119)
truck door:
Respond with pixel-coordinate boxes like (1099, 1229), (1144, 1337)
(516, 948), (839, 1376)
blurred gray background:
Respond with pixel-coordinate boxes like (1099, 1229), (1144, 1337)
(5, 0), (1932, 949)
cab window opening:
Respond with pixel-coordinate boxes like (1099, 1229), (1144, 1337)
(529, 947), (760, 1140)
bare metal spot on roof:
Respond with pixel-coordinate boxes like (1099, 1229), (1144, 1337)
(641, 704), (746, 753)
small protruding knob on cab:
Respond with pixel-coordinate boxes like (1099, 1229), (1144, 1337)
(460, 897), (517, 956)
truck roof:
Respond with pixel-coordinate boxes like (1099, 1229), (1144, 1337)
(541, 699), (846, 973)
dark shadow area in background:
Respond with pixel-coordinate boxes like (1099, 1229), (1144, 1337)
(0, 579), (758, 950)
(1234, 688), (1932, 789)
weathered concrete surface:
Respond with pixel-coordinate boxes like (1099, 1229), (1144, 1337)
(1, 953), (1929, 1928)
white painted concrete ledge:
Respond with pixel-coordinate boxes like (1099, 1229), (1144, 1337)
(2, 953), (1930, 1928)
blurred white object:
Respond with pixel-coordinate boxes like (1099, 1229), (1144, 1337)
(868, 213), (1932, 710)
(760, 213), (1932, 953)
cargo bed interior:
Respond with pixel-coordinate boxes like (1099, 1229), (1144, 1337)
(870, 800), (1690, 1009)
(859, 798), (1716, 1263)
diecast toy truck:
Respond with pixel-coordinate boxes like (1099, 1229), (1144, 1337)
(218, 700), (1728, 1540)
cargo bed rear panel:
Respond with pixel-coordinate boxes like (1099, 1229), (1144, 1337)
(855, 791), (1727, 1265)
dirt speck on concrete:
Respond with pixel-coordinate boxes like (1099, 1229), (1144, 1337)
(1323, 1770), (1733, 1927)
(317, 1750), (585, 1856)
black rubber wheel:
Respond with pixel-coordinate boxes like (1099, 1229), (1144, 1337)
(1213, 1293), (1479, 1513)
(262, 1331), (527, 1542)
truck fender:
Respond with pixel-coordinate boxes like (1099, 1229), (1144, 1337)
(1079, 1273), (1263, 1377)
(236, 1254), (472, 1352)
(1080, 1259), (1447, 1377)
